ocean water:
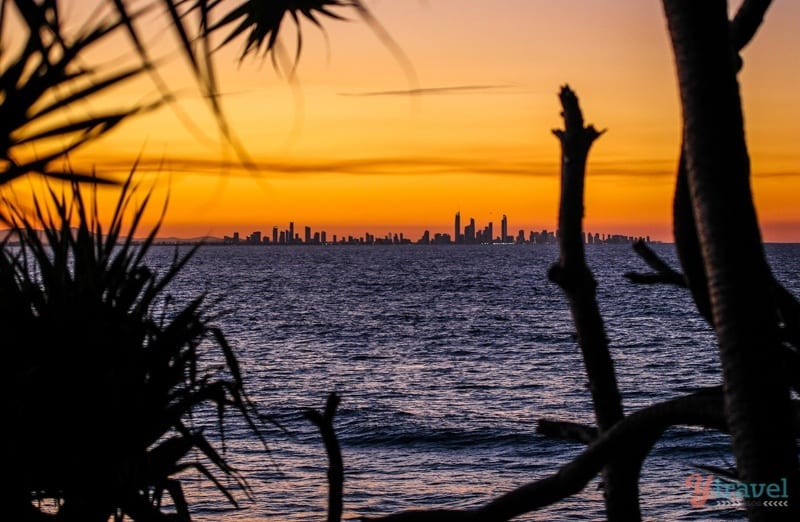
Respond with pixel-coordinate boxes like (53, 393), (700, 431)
(147, 243), (800, 521)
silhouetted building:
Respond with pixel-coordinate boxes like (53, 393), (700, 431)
(223, 232), (240, 244)
(465, 218), (476, 243)
(501, 214), (508, 242)
(479, 222), (493, 244)
(454, 212), (462, 244)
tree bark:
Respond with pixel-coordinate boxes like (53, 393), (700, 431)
(662, 2), (798, 519)
(673, 157), (712, 321)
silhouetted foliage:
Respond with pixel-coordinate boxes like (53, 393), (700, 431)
(0, 1), (157, 184)
(0, 175), (265, 521)
(209, 0), (348, 62)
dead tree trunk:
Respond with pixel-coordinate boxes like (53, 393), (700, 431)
(672, 0), (775, 326)
(662, 1), (798, 519)
(548, 86), (641, 521)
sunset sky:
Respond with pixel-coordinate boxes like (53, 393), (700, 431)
(10, 0), (800, 241)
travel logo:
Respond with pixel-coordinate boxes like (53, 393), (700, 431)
(685, 474), (789, 509)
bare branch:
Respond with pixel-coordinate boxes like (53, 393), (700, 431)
(361, 388), (726, 522)
(731, 0), (773, 52)
(624, 240), (687, 287)
(547, 85), (640, 519)
(305, 393), (344, 522)
(549, 85), (620, 433)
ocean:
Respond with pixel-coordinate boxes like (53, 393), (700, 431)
(147, 243), (800, 521)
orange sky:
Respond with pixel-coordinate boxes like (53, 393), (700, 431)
(8, 0), (800, 241)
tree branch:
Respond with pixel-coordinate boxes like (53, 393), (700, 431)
(305, 392), (344, 522)
(361, 388), (726, 522)
(548, 85), (618, 433)
(547, 85), (640, 520)
(730, 0), (773, 53)
(624, 240), (687, 287)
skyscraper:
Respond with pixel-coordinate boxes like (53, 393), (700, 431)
(465, 218), (476, 243)
(454, 211), (462, 244)
(501, 214), (508, 243)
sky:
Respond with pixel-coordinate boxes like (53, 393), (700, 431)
(10, 0), (800, 241)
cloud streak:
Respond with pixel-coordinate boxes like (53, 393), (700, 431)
(338, 84), (516, 97)
(77, 154), (690, 181)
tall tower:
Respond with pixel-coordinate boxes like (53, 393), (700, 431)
(501, 214), (508, 243)
(454, 211), (462, 244)
(289, 222), (294, 244)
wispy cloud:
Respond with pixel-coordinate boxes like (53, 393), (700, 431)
(338, 84), (516, 97)
(78, 155), (688, 181)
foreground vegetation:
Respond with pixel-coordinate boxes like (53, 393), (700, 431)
(0, 177), (265, 520)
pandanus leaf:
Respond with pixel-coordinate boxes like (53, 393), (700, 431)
(1, 173), (266, 518)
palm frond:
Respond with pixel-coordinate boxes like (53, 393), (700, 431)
(206, 0), (348, 66)
(0, 2), (153, 184)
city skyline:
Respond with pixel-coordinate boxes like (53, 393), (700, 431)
(218, 212), (653, 246)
